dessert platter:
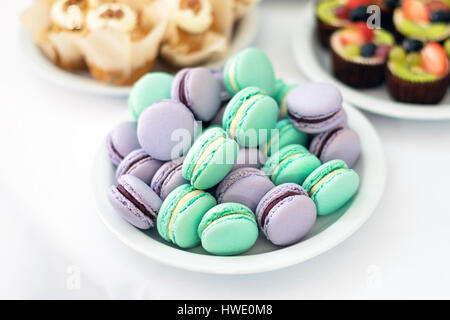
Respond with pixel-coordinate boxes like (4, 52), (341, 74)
(92, 47), (386, 274)
(20, 0), (259, 96)
(293, 0), (450, 120)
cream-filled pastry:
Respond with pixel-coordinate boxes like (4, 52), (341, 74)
(51, 0), (88, 30)
(173, 0), (213, 34)
(86, 3), (137, 33)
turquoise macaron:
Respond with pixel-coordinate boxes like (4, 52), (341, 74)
(274, 79), (298, 118)
(198, 203), (259, 256)
(128, 72), (174, 121)
(262, 144), (321, 186)
(302, 159), (360, 216)
(157, 184), (217, 248)
(182, 127), (238, 190)
(222, 87), (278, 148)
(223, 47), (276, 97)
(261, 119), (309, 157)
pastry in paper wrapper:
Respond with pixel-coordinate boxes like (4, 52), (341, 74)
(160, 0), (234, 67)
(78, 0), (169, 85)
(233, 0), (260, 20)
(21, 0), (92, 71)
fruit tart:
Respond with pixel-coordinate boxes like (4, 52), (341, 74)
(386, 40), (449, 103)
(316, 0), (393, 48)
(330, 22), (395, 87)
(393, 0), (450, 42)
(161, 0), (234, 67)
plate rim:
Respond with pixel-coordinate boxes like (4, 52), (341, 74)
(91, 103), (386, 275)
(20, 9), (259, 97)
(292, 1), (450, 121)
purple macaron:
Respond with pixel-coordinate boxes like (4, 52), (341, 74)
(172, 68), (221, 122)
(309, 126), (361, 168)
(232, 147), (266, 171)
(150, 157), (187, 200)
(216, 167), (274, 212)
(209, 67), (231, 103)
(108, 174), (162, 230)
(286, 83), (346, 134)
(106, 121), (140, 166)
(256, 183), (317, 246)
(116, 149), (163, 185)
(137, 99), (197, 161)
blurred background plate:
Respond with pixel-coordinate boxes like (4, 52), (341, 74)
(91, 103), (386, 275)
(20, 9), (259, 97)
(293, 1), (450, 121)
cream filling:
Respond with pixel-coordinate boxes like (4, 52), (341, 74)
(174, 0), (213, 34)
(168, 190), (204, 241)
(191, 137), (226, 179)
(280, 88), (294, 117)
(271, 153), (303, 181)
(229, 94), (263, 138)
(308, 169), (346, 197)
(265, 124), (290, 156)
(51, 0), (84, 30)
(86, 3), (137, 33)
(228, 58), (239, 93)
(204, 212), (250, 231)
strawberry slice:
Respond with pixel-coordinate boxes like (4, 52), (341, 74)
(346, 0), (370, 10)
(421, 42), (449, 76)
(403, 0), (430, 23)
(334, 5), (351, 19)
(351, 22), (374, 42)
(340, 28), (366, 46)
(426, 0), (449, 13)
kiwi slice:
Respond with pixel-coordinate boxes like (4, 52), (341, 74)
(398, 18), (449, 40)
(374, 30), (395, 46)
(316, 0), (344, 25)
(389, 62), (439, 83)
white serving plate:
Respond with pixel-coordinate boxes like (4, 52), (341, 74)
(20, 10), (259, 97)
(91, 103), (386, 274)
(293, 1), (450, 120)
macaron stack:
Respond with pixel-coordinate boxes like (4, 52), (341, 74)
(105, 47), (362, 256)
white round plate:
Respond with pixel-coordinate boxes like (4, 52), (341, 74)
(20, 10), (259, 97)
(91, 104), (386, 274)
(293, 1), (450, 120)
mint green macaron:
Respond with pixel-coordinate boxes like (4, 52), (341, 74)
(223, 47), (276, 97)
(222, 87), (278, 148)
(262, 144), (321, 186)
(182, 127), (238, 190)
(157, 184), (217, 248)
(274, 79), (298, 118)
(261, 119), (309, 157)
(198, 203), (258, 256)
(128, 72), (173, 121)
(303, 159), (360, 216)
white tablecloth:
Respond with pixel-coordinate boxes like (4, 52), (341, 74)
(2, 1), (450, 299)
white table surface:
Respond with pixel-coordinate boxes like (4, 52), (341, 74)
(2, 0), (450, 299)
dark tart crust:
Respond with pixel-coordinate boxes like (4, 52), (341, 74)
(385, 66), (449, 104)
(331, 48), (386, 88)
(316, 16), (341, 49)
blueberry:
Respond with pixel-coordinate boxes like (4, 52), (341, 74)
(402, 39), (423, 53)
(430, 10), (450, 23)
(384, 0), (399, 10)
(349, 6), (369, 22)
(361, 43), (377, 57)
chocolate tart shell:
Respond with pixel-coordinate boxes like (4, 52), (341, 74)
(331, 49), (385, 88)
(385, 66), (449, 104)
(316, 16), (340, 49)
